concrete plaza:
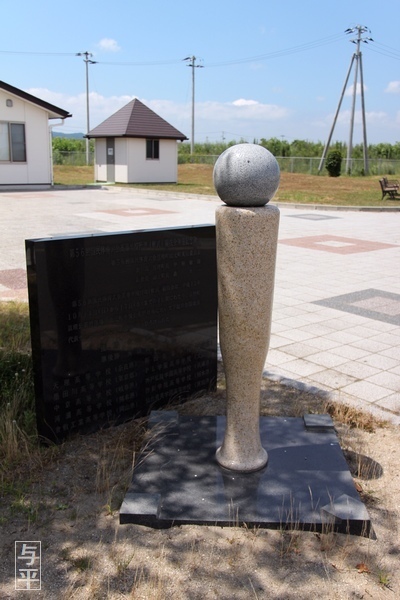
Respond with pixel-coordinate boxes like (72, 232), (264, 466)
(1, 186), (399, 424)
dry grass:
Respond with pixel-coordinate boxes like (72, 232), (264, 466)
(1, 373), (398, 599)
(53, 165), (95, 186)
(0, 274), (399, 597)
(52, 164), (399, 207)
(0, 301), (31, 353)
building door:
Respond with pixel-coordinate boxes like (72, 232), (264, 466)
(106, 139), (115, 182)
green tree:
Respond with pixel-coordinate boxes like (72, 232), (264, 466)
(352, 144), (364, 159)
(52, 137), (94, 165)
(392, 142), (400, 159)
(325, 150), (342, 177)
(290, 139), (324, 157)
(52, 137), (86, 152)
(259, 137), (282, 156)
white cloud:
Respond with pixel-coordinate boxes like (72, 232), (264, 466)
(37, 91), (290, 138)
(145, 98), (290, 136)
(97, 38), (121, 53)
(27, 88), (72, 107)
(385, 81), (400, 94)
(345, 83), (367, 97)
(365, 111), (388, 123)
(335, 109), (386, 125)
(197, 99), (290, 121)
(232, 99), (259, 107)
(34, 88), (400, 143)
(144, 99), (189, 118)
(312, 108), (395, 146)
(26, 88), (135, 132)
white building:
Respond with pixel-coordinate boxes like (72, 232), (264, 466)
(87, 98), (187, 184)
(0, 81), (71, 188)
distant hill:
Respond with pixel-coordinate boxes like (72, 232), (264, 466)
(52, 132), (85, 139)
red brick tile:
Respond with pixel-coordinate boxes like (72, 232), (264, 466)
(279, 235), (397, 254)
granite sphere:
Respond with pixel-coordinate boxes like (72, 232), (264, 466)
(213, 143), (280, 206)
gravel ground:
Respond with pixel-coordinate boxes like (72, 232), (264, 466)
(1, 374), (399, 599)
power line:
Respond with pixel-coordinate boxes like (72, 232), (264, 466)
(0, 48), (182, 64)
(364, 42), (400, 61)
(0, 50), (75, 56)
(370, 41), (400, 54)
(0, 31), (347, 67)
(94, 33), (347, 68)
(97, 59), (183, 66)
(206, 32), (347, 67)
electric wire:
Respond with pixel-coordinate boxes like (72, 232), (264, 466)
(0, 32), (347, 68)
(206, 32), (347, 67)
(373, 41), (400, 56)
(0, 50), (75, 56)
(363, 42), (400, 61)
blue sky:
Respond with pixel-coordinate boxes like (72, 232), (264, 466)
(1, 0), (400, 144)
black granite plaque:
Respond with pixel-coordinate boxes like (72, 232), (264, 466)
(26, 225), (217, 443)
(120, 412), (372, 537)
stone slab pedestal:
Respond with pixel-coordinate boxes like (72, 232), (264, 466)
(120, 410), (372, 537)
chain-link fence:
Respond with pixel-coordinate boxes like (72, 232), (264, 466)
(177, 154), (400, 175)
(54, 151), (400, 175)
(276, 157), (400, 176)
(52, 150), (95, 165)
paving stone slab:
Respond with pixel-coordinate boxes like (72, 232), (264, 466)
(120, 411), (373, 537)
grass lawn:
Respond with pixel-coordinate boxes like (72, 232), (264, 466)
(53, 164), (399, 207)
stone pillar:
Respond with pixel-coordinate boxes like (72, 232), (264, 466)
(213, 144), (280, 472)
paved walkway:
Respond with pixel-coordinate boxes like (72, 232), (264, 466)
(1, 186), (399, 424)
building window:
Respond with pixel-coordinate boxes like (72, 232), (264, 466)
(146, 139), (159, 160)
(0, 122), (26, 162)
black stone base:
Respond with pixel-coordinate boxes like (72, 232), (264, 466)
(120, 411), (373, 537)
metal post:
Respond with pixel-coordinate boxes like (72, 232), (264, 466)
(76, 51), (97, 165)
(191, 59), (195, 155)
(318, 26), (372, 175)
(346, 51), (359, 174)
(318, 55), (355, 173)
(359, 51), (369, 175)
(85, 59), (90, 165)
(183, 56), (203, 155)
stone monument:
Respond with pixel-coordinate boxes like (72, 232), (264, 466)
(214, 143), (280, 471)
(26, 226), (217, 443)
(120, 144), (372, 537)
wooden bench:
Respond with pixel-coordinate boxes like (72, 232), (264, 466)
(379, 177), (400, 200)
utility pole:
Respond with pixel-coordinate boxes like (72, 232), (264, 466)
(183, 56), (203, 154)
(76, 51), (97, 165)
(318, 25), (372, 175)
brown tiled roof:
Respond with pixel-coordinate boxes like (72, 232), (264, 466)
(0, 80), (72, 119)
(87, 98), (187, 140)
